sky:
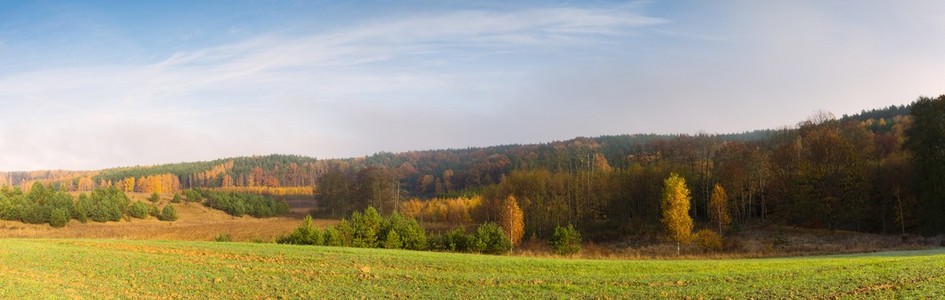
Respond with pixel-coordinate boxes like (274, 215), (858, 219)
(1, 1), (944, 171)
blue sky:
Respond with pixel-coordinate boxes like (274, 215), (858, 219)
(1, 1), (944, 171)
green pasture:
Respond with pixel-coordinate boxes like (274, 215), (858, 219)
(0, 239), (942, 299)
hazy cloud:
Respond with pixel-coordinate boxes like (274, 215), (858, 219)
(0, 5), (661, 170)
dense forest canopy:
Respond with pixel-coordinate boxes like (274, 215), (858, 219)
(5, 98), (945, 238)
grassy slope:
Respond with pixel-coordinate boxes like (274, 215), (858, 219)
(1, 239), (943, 299)
(0, 197), (333, 241)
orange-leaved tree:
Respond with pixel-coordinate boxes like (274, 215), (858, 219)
(498, 195), (525, 249)
(661, 173), (693, 255)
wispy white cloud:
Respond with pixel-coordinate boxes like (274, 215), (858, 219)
(4, 1), (944, 172)
(0, 5), (662, 170)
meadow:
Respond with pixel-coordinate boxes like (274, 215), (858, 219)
(1, 238), (943, 299)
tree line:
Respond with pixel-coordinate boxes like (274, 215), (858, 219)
(0, 183), (176, 227)
(278, 206), (532, 255)
(313, 96), (945, 240)
(182, 189), (289, 218)
(6, 96), (945, 239)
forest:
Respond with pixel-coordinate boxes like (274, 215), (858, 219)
(2, 97), (943, 241)
(310, 100), (932, 240)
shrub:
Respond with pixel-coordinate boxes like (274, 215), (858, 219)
(88, 187), (128, 222)
(384, 230), (402, 249)
(47, 193), (75, 220)
(159, 205), (178, 221)
(74, 194), (90, 223)
(334, 219), (354, 247)
(27, 182), (49, 203)
(292, 207), (428, 250)
(427, 233), (444, 250)
(149, 192), (161, 203)
(399, 219), (427, 251)
(694, 229), (723, 252)
(21, 204), (48, 224)
(149, 204), (160, 218)
(323, 226), (343, 246)
(380, 212), (427, 251)
(350, 208), (381, 248)
(182, 190), (203, 202)
(214, 234), (233, 242)
(725, 236), (743, 251)
(549, 224), (582, 256)
(472, 222), (512, 255)
(772, 234), (790, 248)
(195, 189), (289, 217)
(0, 194), (18, 221)
(128, 202), (150, 219)
(48, 208), (69, 228)
(278, 216), (323, 245)
(0, 185), (141, 225)
(441, 229), (473, 252)
(171, 193), (182, 203)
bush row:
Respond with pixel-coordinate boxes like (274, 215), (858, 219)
(427, 223), (512, 254)
(280, 207), (569, 255)
(429, 223), (584, 256)
(188, 189), (288, 217)
(278, 207), (427, 251)
(0, 183), (177, 227)
(549, 224), (582, 256)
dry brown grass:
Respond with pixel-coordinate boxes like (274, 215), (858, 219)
(579, 225), (934, 260)
(2, 193), (934, 260)
(511, 225), (935, 260)
(0, 195), (334, 242)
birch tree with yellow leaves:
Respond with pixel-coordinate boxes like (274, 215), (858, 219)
(661, 173), (693, 255)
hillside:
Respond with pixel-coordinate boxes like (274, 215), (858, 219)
(0, 101), (937, 241)
(1, 239), (943, 298)
(0, 192), (327, 241)
(0, 103), (907, 194)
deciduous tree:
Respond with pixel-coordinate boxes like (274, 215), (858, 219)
(905, 95), (945, 234)
(661, 173), (693, 254)
(498, 195), (524, 248)
(708, 184), (731, 235)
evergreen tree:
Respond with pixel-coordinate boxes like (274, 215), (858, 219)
(159, 205), (178, 221)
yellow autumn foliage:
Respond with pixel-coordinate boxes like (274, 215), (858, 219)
(709, 184), (732, 234)
(661, 173), (693, 246)
(499, 195), (525, 247)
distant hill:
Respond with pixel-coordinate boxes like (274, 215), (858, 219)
(842, 104), (911, 122)
(0, 103), (913, 200)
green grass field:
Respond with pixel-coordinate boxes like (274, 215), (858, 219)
(1, 239), (943, 299)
